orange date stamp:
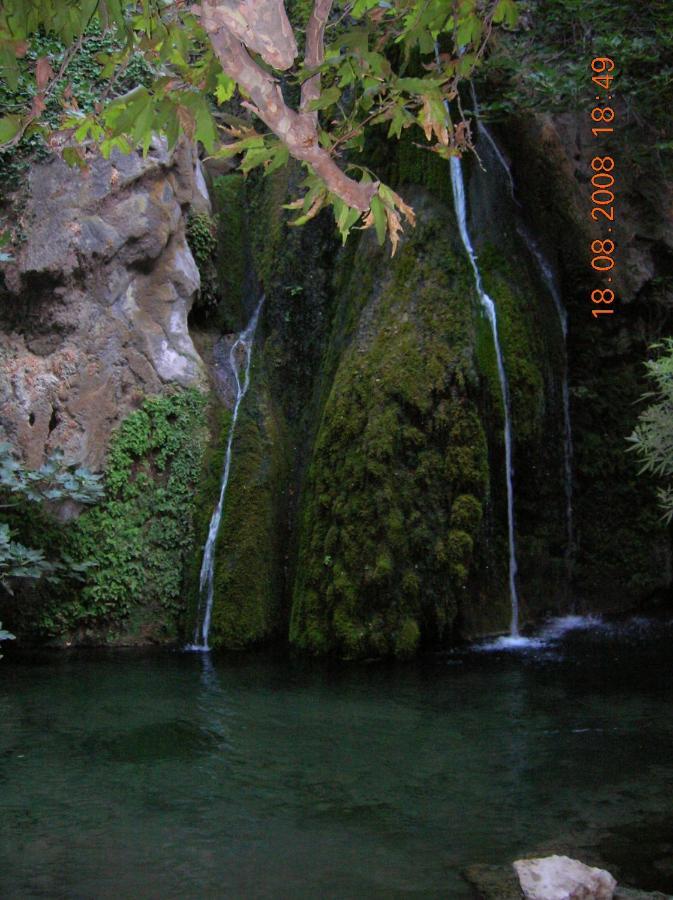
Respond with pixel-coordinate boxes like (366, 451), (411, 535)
(589, 56), (616, 318)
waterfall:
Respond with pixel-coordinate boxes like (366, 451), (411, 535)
(187, 297), (265, 651)
(469, 84), (517, 203)
(449, 156), (521, 636)
(470, 85), (575, 572)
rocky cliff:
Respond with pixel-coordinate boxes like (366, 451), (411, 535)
(0, 139), (208, 471)
(493, 111), (673, 611)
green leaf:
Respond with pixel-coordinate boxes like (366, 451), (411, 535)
(240, 145), (276, 175)
(132, 100), (155, 148)
(181, 94), (218, 152)
(350, 0), (379, 19)
(493, 0), (517, 27)
(456, 14), (481, 48)
(396, 77), (443, 94)
(105, 88), (151, 136)
(62, 147), (87, 169)
(333, 197), (361, 244)
(370, 194), (386, 245)
(308, 86), (342, 111)
(388, 106), (411, 140)
(264, 144), (289, 176)
(0, 115), (22, 146)
(215, 72), (236, 105)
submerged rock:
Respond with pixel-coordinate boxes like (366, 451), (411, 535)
(513, 855), (617, 899)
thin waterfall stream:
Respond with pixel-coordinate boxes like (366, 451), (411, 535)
(470, 87), (575, 572)
(187, 297), (265, 651)
(449, 156), (521, 636)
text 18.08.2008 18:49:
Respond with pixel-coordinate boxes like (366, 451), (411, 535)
(589, 56), (617, 318)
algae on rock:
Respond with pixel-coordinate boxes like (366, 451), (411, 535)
(200, 357), (290, 649)
(290, 196), (493, 658)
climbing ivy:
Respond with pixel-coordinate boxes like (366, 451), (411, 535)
(0, 28), (153, 190)
(50, 390), (209, 640)
(186, 211), (219, 314)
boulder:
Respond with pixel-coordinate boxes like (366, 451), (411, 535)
(513, 855), (617, 900)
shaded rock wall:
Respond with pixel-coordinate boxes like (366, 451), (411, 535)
(495, 112), (673, 611)
(0, 140), (207, 472)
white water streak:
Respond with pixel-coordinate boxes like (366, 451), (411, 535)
(187, 297), (265, 651)
(470, 83), (574, 568)
(449, 156), (521, 636)
(470, 84), (517, 203)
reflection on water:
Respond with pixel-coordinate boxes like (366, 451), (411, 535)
(1, 618), (673, 897)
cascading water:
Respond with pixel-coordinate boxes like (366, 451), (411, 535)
(187, 297), (265, 651)
(469, 84), (517, 203)
(470, 85), (575, 570)
(449, 156), (521, 636)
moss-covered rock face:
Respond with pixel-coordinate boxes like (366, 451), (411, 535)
(495, 113), (673, 611)
(212, 173), (249, 332)
(199, 355), (290, 649)
(290, 195), (495, 659)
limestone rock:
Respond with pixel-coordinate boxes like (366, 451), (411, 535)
(0, 139), (208, 471)
(514, 855), (617, 900)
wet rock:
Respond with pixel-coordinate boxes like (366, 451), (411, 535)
(513, 855), (617, 899)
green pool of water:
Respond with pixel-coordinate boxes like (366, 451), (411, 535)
(2, 617), (673, 898)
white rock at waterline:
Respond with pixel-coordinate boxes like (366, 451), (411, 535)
(513, 855), (617, 900)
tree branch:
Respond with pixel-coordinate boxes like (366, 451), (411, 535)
(300, 0), (333, 120)
(200, 0), (297, 70)
(201, 7), (377, 211)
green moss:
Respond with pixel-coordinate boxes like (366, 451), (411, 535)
(392, 135), (454, 204)
(290, 204), (492, 659)
(212, 174), (248, 331)
(200, 357), (290, 649)
(59, 389), (209, 642)
(451, 494), (483, 532)
(479, 243), (546, 443)
(248, 165), (292, 290)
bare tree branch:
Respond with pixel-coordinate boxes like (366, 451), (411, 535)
(201, 1), (377, 211)
(300, 0), (333, 120)
(200, 0), (297, 70)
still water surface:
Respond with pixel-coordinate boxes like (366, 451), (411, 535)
(2, 617), (673, 898)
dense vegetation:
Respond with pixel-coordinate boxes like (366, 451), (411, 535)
(0, 28), (153, 190)
(64, 391), (209, 642)
(479, 0), (673, 173)
(629, 341), (673, 524)
(0, 444), (102, 595)
(0, 0), (518, 249)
